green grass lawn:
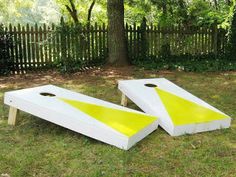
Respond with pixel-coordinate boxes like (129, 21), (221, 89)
(0, 67), (235, 177)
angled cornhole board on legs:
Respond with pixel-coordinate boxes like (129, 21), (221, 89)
(118, 78), (231, 136)
(4, 85), (158, 150)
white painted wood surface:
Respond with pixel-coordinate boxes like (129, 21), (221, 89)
(4, 85), (158, 150)
(118, 78), (231, 136)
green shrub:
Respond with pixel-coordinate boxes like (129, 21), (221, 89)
(133, 54), (236, 72)
(52, 18), (105, 73)
(227, 4), (236, 60)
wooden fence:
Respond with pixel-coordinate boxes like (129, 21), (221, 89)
(0, 22), (227, 74)
(126, 23), (227, 61)
(1, 23), (108, 74)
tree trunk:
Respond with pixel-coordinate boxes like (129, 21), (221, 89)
(213, 0), (218, 10)
(225, 0), (231, 6)
(87, 0), (96, 25)
(107, 0), (129, 65)
(162, 0), (167, 16)
(65, 0), (79, 24)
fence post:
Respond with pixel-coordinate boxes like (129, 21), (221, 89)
(213, 22), (218, 58)
(60, 17), (67, 66)
(140, 17), (148, 59)
(87, 23), (91, 62)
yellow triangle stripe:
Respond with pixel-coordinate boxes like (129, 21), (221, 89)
(155, 87), (229, 126)
(58, 98), (157, 137)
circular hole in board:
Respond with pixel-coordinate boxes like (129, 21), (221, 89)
(144, 83), (157, 88)
(40, 92), (56, 97)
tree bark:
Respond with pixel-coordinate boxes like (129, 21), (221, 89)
(161, 0), (167, 16)
(107, 0), (129, 65)
(65, 0), (79, 24)
(225, 0), (231, 6)
(213, 0), (218, 10)
(87, 0), (96, 25)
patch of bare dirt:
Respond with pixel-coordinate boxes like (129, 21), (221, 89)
(0, 66), (176, 89)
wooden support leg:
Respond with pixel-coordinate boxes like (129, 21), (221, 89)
(8, 107), (18, 126)
(121, 93), (128, 107)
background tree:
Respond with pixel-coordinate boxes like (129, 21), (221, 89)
(228, 2), (236, 59)
(87, 0), (96, 25)
(63, 0), (96, 25)
(0, 0), (61, 25)
(65, 0), (79, 24)
(107, 0), (128, 65)
(0, 0), (233, 27)
(56, 0), (105, 25)
(124, 0), (154, 24)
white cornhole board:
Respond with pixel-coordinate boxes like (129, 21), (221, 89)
(118, 78), (231, 136)
(4, 85), (158, 150)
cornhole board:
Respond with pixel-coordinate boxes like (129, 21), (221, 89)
(118, 78), (231, 136)
(4, 85), (158, 150)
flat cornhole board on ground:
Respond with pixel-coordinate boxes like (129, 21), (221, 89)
(4, 85), (158, 150)
(118, 78), (231, 136)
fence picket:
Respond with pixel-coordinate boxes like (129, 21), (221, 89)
(13, 26), (20, 73)
(48, 25), (52, 64)
(26, 24), (31, 69)
(51, 23), (56, 64)
(39, 26), (44, 66)
(99, 25), (102, 61)
(17, 24), (24, 73)
(43, 24), (48, 64)
(35, 24), (40, 68)
(22, 26), (27, 72)
(8, 24), (14, 72)
(102, 23), (106, 61)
